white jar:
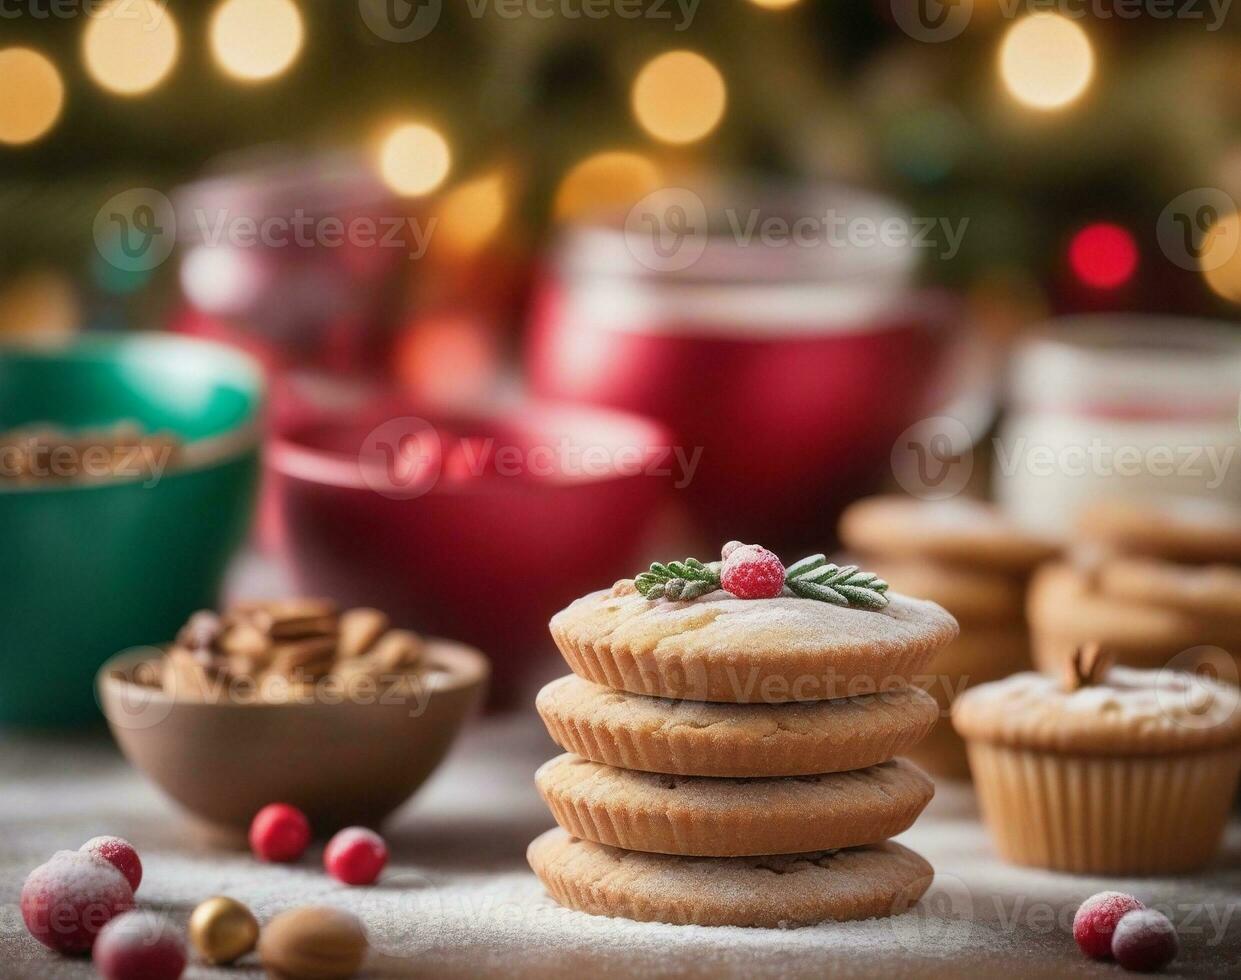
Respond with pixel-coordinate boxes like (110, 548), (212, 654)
(995, 317), (1241, 536)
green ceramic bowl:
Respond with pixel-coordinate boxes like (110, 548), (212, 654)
(0, 333), (264, 727)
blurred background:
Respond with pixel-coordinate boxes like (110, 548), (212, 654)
(2, 0), (1240, 719)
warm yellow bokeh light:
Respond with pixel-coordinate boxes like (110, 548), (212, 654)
(0, 48), (64, 144)
(435, 173), (507, 255)
(999, 14), (1094, 110)
(747, 0), (802, 8)
(1201, 212), (1241, 303)
(631, 51), (727, 145)
(378, 123), (452, 197)
(82, 0), (178, 96)
(210, 0), (304, 82)
(553, 151), (662, 221)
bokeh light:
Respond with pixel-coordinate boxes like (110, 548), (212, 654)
(631, 51), (727, 145)
(210, 0), (305, 82)
(747, 0), (802, 8)
(554, 151), (662, 220)
(1068, 222), (1138, 289)
(82, 0), (179, 96)
(999, 14), (1094, 111)
(0, 48), (64, 144)
(378, 122), (452, 197)
(1200, 212), (1241, 303)
(435, 173), (507, 256)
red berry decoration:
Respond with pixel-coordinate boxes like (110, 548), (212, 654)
(720, 544), (786, 600)
(80, 836), (142, 893)
(21, 850), (135, 954)
(249, 803), (311, 863)
(1112, 908), (1179, 973)
(1074, 891), (1144, 960)
(325, 827), (389, 885)
(93, 911), (186, 980)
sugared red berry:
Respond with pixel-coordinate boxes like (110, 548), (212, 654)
(324, 827), (388, 885)
(721, 540), (745, 560)
(93, 911), (186, 980)
(1112, 908), (1179, 973)
(21, 850), (135, 954)
(1074, 891), (1144, 959)
(80, 837), (142, 893)
(249, 803), (311, 863)
(720, 544), (785, 600)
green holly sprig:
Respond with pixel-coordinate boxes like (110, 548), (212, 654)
(635, 558), (721, 601)
(632, 549), (890, 609)
(783, 554), (890, 610)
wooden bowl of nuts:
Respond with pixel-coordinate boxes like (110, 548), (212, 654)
(97, 599), (488, 835)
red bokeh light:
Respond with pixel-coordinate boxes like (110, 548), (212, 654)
(1068, 222), (1138, 289)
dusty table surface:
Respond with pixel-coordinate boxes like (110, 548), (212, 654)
(1, 712), (1239, 980)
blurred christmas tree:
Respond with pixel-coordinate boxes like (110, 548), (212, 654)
(1, 0), (1240, 336)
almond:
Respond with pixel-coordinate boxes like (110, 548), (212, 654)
(258, 907), (367, 980)
(337, 607), (390, 659)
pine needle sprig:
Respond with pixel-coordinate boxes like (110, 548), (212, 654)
(634, 557), (722, 601)
(784, 554), (890, 610)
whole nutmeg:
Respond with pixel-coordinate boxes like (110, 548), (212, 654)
(259, 907), (367, 980)
(188, 896), (259, 965)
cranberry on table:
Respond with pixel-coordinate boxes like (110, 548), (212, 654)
(1112, 908), (1179, 973)
(21, 850), (135, 954)
(93, 911), (186, 980)
(324, 827), (389, 885)
(80, 836), (142, 893)
(249, 803), (312, 863)
(720, 543), (786, 600)
(1073, 890), (1145, 959)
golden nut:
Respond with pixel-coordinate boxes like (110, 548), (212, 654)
(259, 906), (368, 980)
(189, 895), (260, 965)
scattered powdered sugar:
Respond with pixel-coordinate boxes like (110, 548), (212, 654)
(2, 717), (1239, 978)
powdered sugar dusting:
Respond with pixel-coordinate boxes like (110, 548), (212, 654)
(27, 851), (131, 904)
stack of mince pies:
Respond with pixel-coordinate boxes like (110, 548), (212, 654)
(1029, 497), (1241, 679)
(527, 575), (959, 928)
(149, 599), (426, 702)
(839, 495), (1060, 779)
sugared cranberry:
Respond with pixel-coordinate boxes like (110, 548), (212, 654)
(93, 911), (186, 980)
(1112, 908), (1179, 973)
(248, 803), (311, 863)
(720, 544), (785, 599)
(721, 540), (745, 560)
(324, 827), (388, 885)
(21, 850), (135, 954)
(80, 837), (142, 893)
(1074, 891), (1144, 959)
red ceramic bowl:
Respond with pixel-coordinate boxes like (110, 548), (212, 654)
(269, 401), (669, 706)
(527, 186), (960, 549)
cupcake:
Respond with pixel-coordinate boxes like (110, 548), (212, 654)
(953, 646), (1241, 874)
